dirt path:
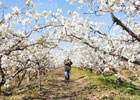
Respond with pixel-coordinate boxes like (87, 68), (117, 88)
(42, 67), (95, 100)
(1, 67), (140, 100)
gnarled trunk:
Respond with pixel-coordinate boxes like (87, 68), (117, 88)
(0, 56), (6, 95)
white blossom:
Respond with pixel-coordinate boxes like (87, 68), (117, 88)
(22, 18), (31, 25)
(12, 6), (21, 14)
(0, 1), (2, 5)
(135, 1), (140, 6)
(4, 13), (12, 21)
(57, 8), (62, 13)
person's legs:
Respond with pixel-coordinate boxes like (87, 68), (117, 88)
(67, 70), (70, 80)
(65, 71), (68, 80)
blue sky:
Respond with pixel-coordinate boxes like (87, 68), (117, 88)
(2, 0), (137, 34)
(0, 0), (112, 24)
(0, 0), (79, 17)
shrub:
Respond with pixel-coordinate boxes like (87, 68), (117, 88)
(128, 76), (137, 81)
(101, 95), (108, 100)
(96, 70), (102, 75)
(109, 92), (116, 100)
(124, 88), (136, 95)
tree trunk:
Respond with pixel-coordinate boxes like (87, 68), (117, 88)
(124, 62), (140, 82)
(89, 68), (92, 73)
(0, 56), (6, 95)
(116, 68), (140, 87)
(18, 71), (27, 87)
(35, 69), (38, 79)
(38, 68), (42, 92)
(27, 71), (31, 83)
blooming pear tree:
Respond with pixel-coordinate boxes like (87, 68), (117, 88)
(0, 0), (64, 92)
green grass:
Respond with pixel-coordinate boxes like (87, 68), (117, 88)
(72, 67), (140, 100)
(72, 67), (96, 77)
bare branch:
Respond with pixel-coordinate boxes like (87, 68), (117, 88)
(105, 0), (140, 42)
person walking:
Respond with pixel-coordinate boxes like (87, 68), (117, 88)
(64, 56), (73, 81)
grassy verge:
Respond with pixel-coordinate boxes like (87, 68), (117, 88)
(72, 67), (140, 100)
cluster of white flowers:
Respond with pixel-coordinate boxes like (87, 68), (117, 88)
(26, 0), (34, 7)
(57, 8), (62, 13)
(26, 10), (33, 17)
(12, 6), (21, 14)
(135, 1), (140, 6)
(0, 1), (2, 5)
(22, 18), (31, 25)
(4, 13), (12, 21)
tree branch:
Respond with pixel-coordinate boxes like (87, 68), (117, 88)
(105, 0), (140, 42)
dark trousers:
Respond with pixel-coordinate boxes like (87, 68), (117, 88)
(65, 70), (70, 80)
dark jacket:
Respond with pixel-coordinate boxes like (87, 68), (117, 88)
(64, 60), (73, 71)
